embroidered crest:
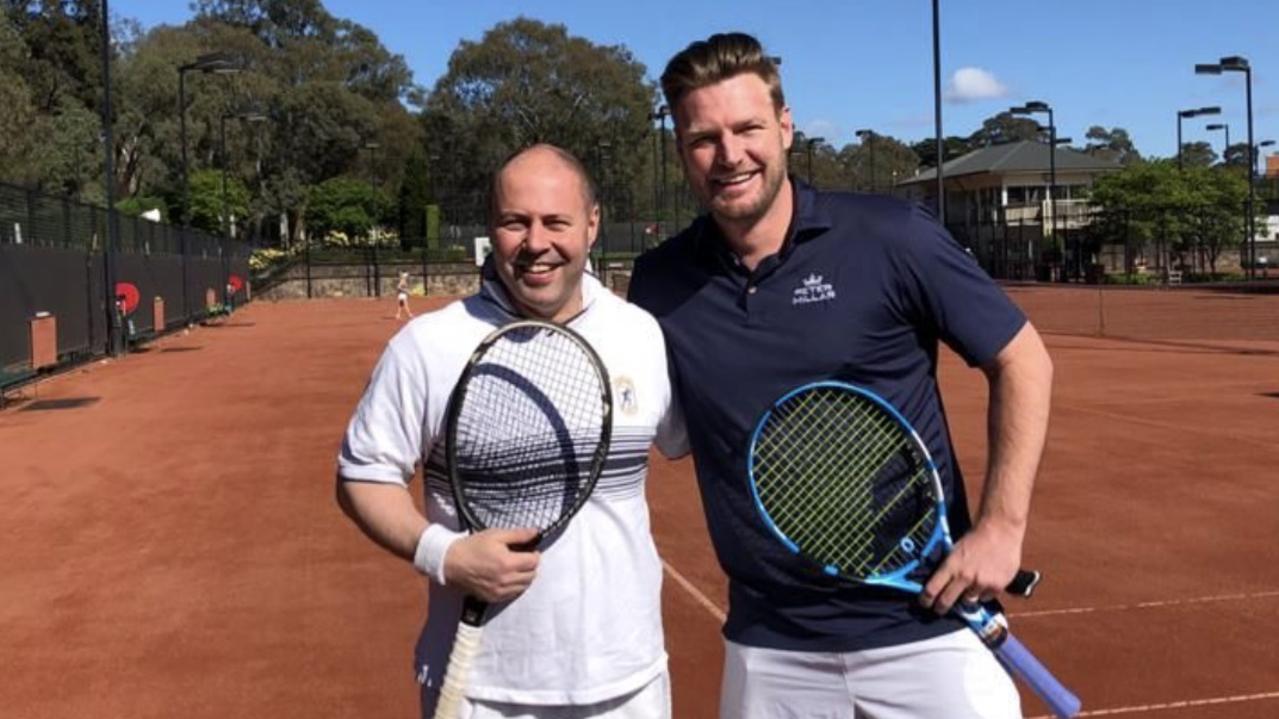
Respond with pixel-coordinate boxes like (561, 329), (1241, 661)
(792, 272), (836, 305)
(614, 376), (639, 416)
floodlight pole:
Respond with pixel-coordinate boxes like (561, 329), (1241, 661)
(1012, 102), (1058, 275)
(805, 136), (825, 185)
(1197, 57), (1256, 278)
(1205, 123), (1230, 160)
(99, 0), (123, 356)
(655, 106), (670, 232)
(856, 129), (875, 192)
(931, 0), (945, 223)
(1244, 65), (1255, 279)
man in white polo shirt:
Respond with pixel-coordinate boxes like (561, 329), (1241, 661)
(337, 143), (687, 718)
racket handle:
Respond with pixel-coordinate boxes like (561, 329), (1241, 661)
(1005, 569), (1042, 598)
(995, 632), (1082, 718)
(432, 621), (484, 719)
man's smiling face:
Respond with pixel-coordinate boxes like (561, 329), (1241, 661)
(674, 72), (794, 227)
(490, 146), (599, 323)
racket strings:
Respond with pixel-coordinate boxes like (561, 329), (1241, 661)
(453, 326), (607, 532)
(756, 393), (879, 534)
(753, 388), (939, 578)
(757, 393), (900, 572)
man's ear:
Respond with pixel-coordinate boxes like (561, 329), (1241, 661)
(587, 202), (601, 248)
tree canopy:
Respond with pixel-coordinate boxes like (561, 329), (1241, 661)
(1084, 126), (1141, 165)
(1089, 160), (1255, 273)
(421, 18), (655, 221)
(2, 4), (1218, 254)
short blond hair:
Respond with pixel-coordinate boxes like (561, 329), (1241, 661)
(660, 32), (785, 116)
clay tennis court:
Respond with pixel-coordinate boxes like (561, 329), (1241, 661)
(2, 286), (1277, 718)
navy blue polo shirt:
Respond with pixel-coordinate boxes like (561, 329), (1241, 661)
(628, 181), (1027, 652)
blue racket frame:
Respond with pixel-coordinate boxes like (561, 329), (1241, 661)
(747, 380), (1081, 719)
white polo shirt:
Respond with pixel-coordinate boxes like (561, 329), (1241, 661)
(338, 270), (687, 705)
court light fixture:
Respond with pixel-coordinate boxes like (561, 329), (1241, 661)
(1177, 107), (1220, 170)
(855, 129), (876, 192)
(1010, 102), (1062, 268)
(1196, 55), (1257, 277)
(804, 136), (825, 185)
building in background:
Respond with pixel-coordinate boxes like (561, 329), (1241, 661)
(898, 141), (1121, 280)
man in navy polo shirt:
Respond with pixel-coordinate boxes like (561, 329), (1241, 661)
(629, 33), (1055, 718)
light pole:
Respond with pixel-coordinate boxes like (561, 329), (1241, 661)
(931, 0), (945, 223)
(219, 111), (266, 307)
(650, 106), (670, 233)
(99, 0), (123, 355)
(805, 136), (825, 185)
(1011, 102), (1059, 274)
(178, 53), (241, 225)
(179, 52), (240, 324)
(219, 112), (267, 240)
(855, 129), (875, 192)
(648, 112), (660, 240)
(595, 140), (612, 268)
(1198, 57), (1255, 278)
(1205, 123), (1230, 162)
(1176, 106), (1219, 170)
(359, 141), (382, 296)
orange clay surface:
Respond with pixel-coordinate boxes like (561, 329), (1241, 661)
(2, 291), (1277, 718)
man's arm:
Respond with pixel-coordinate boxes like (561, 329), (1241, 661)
(920, 321), (1053, 614)
(336, 479), (541, 603)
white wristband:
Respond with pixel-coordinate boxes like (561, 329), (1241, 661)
(413, 524), (465, 586)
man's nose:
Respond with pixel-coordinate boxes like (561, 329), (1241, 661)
(523, 221), (553, 253)
(716, 134), (745, 168)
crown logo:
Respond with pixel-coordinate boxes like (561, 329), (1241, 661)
(803, 273), (824, 288)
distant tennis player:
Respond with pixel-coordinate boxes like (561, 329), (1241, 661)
(337, 143), (687, 718)
(628, 32), (1055, 718)
(395, 271), (414, 320)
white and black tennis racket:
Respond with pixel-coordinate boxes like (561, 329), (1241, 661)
(748, 380), (1080, 718)
(432, 319), (612, 719)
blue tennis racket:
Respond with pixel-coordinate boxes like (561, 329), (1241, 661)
(748, 380), (1080, 718)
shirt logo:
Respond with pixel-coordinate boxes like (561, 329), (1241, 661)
(792, 273), (836, 305)
(614, 376), (639, 416)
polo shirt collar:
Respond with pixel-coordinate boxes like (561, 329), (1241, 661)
(693, 177), (834, 268)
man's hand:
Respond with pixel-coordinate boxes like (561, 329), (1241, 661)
(918, 520), (1023, 615)
(443, 527), (541, 603)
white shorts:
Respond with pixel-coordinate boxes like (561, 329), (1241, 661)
(422, 671), (670, 719)
(398, 291), (410, 303)
(719, 630), (1020, 719)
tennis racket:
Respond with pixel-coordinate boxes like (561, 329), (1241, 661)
(747, 380), (1080, 719)
(432, 319), (612, 719)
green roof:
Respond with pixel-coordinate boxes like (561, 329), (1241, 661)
(900, 140), (1121, 185)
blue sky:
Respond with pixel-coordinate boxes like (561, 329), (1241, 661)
(113, 0), (1279, 161)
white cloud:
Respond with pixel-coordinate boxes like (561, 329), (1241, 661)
(944, 67), (1009, 104)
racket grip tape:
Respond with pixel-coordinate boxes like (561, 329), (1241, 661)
(994, 633), (1082, 718)
(432, 622), (484, 719)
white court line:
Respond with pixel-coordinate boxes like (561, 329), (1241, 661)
(1010, 590), (1279, 619)
(1026, 690), (1279, 718)
(1055, 404), (1278, 453)
(662, 559), (726, 623)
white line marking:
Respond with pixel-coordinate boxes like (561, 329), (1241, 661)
(662, 559), (726, 623)
(1055, 404), (1279, 453)
(1010, 590), (1279, 619)
(1026, 690), (1279, 717)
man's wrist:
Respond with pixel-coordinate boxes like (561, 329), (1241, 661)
(413, 524), (465, 585)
